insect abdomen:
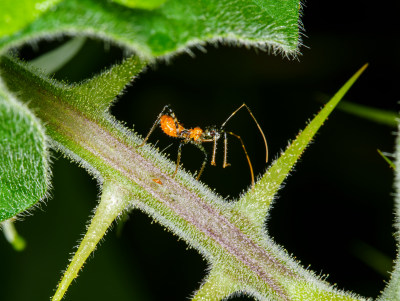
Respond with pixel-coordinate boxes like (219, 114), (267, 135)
(160, 115), (181, 137)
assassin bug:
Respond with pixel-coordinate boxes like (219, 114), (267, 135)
(139, 103), (268, 188)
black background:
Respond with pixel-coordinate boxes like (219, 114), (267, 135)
(1, 1), (400, 300)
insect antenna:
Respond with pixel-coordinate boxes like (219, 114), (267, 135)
(220, 103), (268, 188)
(221, 103), (268, 162)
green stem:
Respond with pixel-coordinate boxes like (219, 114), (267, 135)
(191, 267), (237, 300)
(52, 181), (131, 301)
(0, 55), (369, 301)
(1, 219), (26, 251)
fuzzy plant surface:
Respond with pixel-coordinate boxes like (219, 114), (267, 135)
(0, 49), (369, 301)
(0, 1), (399, 301)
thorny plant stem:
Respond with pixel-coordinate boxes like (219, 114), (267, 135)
(0, 55), (367, 301)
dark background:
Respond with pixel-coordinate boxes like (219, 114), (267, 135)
(1, 1), (400, 300)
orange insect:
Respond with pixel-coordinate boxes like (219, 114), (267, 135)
(152, 178), (163, 185)
(139, 103), (268, 188)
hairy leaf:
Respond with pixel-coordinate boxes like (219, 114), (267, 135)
(111, 0), (167, 10)
(0, 0), (301, 58)
(0, 0), (62, 37)
(0, 84), (49, 222)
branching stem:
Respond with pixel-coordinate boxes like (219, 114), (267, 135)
(0, 55), (369, 301)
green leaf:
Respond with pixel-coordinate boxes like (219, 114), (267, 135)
(338, 100), (398, 127)
(0, 0), (301, 58)
(0, 0), (62, 37)
(30, 36), (86, 74)
(0, 84), (49, 222)
(111, 0), (167, 10)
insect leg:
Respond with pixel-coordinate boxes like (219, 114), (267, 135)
(173, 142), (208, 180)
(139, 105), (173, 147)
(222, 132), (231, 168)
(194, 143), (208, 180)
(226, 131), (255, 189)
(173, 141), (184, 178)
(211, 135), (218, 166)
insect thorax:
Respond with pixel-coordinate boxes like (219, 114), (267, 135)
(203, 126), (221, 140)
